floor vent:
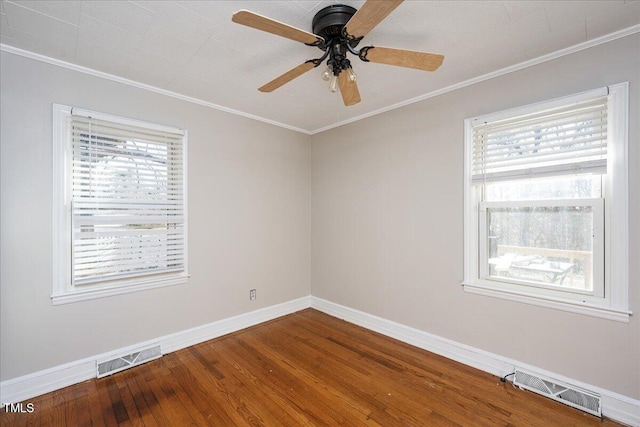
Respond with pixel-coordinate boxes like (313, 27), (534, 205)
(97, 345), (162, 378)
(513, 368), (601, 417)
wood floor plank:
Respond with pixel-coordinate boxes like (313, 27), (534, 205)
(85, 379), (109, 427)
(137, 360), (201, 426)
(280, 312), (504, 426)
(213, 352), (310, 425)
(237, 331), (383, 425)
(158, 353), (231, 425)
(71, 381), (93, 427)
(123, 370), (162, 427)
(0, 309), (626, 427)
(220, 336), (358, 425)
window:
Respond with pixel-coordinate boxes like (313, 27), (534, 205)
(463, 84), (630, 321)
(53, 105), (188, 304)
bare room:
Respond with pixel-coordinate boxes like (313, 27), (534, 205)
(1, 1), (638, 425)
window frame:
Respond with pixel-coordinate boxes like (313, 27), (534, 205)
(52, 104), (189, 305)
(462, 83), (630, 322)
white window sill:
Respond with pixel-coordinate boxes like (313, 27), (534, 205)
(52, 274), (189, 305)
(462, 282), (632, 323)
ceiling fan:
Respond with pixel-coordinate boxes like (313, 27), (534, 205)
(232, 0), (444, 107)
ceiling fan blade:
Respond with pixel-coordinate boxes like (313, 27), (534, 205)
(338, 72), (361, 106)
(361, 46), (444, 71)
(232, 10), (324, 46)
(344, 0), (403, 39)
(259, 61), (316, 93)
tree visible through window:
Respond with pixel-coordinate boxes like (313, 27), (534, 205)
(53, 105), (188, 304)
(483, 176), (601, 294)
(463, 84), (630, 321)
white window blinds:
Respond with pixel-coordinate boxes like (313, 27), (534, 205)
(70, 110), (186, 285)
(472, 89), (608, 183)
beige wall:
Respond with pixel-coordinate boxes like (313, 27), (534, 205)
(311, 34), (640, 399)
(1, 33), (638, 401)
(0, 52), (311, 380)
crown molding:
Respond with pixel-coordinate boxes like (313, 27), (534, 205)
(2, 24), (639, 136)
(0, 44), (312, 135)
(309, 24), (640, 134)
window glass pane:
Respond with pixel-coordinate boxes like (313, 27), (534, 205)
(485, 175), (601, 201)
(487, 205), (593, 292)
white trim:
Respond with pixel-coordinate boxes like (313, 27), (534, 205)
(0, 296), (310, 404)
(1, 295), (637, 426)
(160, 296), (309, 354)
(462, 282), (632, 322)
(606, 82), (630, 310)
(71, 107), (185, 135)
(309, 25), (640, 134)
(51, 274), (190, 305)
(2, 25), (638, 135)
(0, 44), (312, 136)
(470, 86), (608, 124)
(309, 297), (640, 426)
(52, 104), (72, 297)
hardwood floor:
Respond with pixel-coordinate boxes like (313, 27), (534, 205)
(1, 309), (624, 426)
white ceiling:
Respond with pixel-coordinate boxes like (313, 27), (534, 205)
(1, 1), (639, 133)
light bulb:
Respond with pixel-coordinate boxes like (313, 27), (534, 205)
(346, 67), (357, 82)
(321, 66), (332, 81)
(329, 75), (339, 93)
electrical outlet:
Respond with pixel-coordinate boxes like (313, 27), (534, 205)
(249, 289), (256, 300)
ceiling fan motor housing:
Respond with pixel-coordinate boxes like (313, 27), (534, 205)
(312, 5), (358, 48)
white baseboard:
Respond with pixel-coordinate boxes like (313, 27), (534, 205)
(2, 295), (637, 426)
(0, 296), (310, 405)
(310, 296), (640, 427)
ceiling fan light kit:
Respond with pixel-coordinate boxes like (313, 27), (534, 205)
(231, 0), (444, 106)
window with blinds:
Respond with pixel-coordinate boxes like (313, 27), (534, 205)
(53, 104), (188, 303)
(462, 83), (630, 321)
(70, 112), (186, 285)
(471, 90), (608, 183)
